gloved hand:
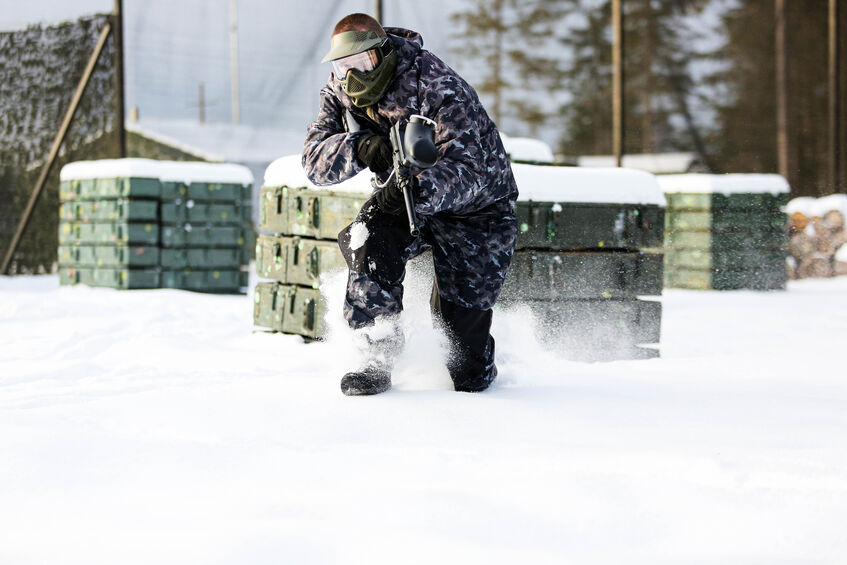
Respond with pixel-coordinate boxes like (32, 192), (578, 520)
(376, 176), (416, 216)
(356, 133), (393, 173)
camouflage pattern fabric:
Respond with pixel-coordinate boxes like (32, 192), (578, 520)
(304, 27), (518, 310)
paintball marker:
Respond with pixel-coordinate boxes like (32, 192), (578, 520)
(375, 114), (438, 236)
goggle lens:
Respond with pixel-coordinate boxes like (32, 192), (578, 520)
(332, 48), (381, 79)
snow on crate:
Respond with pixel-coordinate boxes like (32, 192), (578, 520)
(656, 173), (789, 195)
(500, 133), (555, 163)
(263, 154), (373, 194)
(511, 164), (665, 206)
(60, 158), (254, 186)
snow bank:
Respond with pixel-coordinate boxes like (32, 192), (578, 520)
(512, 164), (666, 205)
(263, 155), (373, 194)
(60, 158), (254, 186)
(500, 133), (555, 163)
(656, 173), (789, 195)
(3, 274), (847, 564)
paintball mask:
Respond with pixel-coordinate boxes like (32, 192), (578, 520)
(322, 30), (397, 108)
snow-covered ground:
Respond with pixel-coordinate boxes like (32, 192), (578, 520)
(2, 271), (846, 564)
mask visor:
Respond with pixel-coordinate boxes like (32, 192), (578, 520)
(332, 46), (382, 79)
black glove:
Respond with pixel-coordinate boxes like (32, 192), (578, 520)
(356, 133), (393, 173)
(376, 176), (416, 216)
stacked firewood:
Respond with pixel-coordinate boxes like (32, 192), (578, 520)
(786, 195), (847, 279)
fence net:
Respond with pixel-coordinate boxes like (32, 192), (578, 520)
(0, 14), (119, 273)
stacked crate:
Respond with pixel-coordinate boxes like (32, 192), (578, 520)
(253, 156), (665, 361)
(658, 174), (790, 290)
(253, 155), (371, 338)
(58, 159), (253, 293)
(499, 165), (666, 361)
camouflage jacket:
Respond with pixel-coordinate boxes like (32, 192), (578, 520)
(302, 27), (519, 218)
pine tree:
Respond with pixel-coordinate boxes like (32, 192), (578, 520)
(704, 0), (830, 195)
(450, 0), (567, 135)
(557, 0), (710, 161)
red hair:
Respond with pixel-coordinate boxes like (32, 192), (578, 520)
(332, 13), (386, 38)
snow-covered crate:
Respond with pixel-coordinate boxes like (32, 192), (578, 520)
(58, 158), (254, 294)
(253, 156), (370, 338)
(658, 174), (790, 290)
(504, 166), (666, 361)
(512, 165), (666, 251)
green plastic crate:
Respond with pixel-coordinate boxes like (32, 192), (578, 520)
(58, 245), (160, 268)
(501, 251), (663, 301)
(161, 201), (251, 225)
(59, 267), (160, 289)
(60, 200), (159, 222)
(160, 269), (247, 293)
(159, 248), (246, 269)
(515, 201), (665, 251)
(160, 225), (248, 248)
(59, 177), (160, 201)
(253, 282), (327, 338)
(59, 222), (159, 246)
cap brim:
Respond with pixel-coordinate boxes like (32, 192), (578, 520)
(321, 31), (384, 63)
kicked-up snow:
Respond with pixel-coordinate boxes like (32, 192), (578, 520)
(1, 271), (846, 564)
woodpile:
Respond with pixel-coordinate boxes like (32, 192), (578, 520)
(786, 195), (847, 279)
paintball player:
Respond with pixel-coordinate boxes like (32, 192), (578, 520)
(302, 13), (518, 396)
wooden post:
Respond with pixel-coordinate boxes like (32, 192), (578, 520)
(375, 0), (383, 23)
(229, 0), (241, 125)
(775, 0), (790, 185)
(2, 22), (113, 275)
(113, 0), (126, 157)
(612, 0), (624, 167)
(829, 0), (840, 192)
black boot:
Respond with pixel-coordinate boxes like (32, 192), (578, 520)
(340, 322), (404, 396)
(340, 367), (392, 396)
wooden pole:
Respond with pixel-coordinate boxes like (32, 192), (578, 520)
(2, 21), (113, 275)
(375, 0), (383, 24)
(775, 0), (789, 185)
(829, 0), (840, 192)
(229, 0), (241, 125)
(612, 0), (624, 167)
(113, 0), (126, 157)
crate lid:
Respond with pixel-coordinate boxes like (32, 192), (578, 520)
(656, 173), (790, 195)
(263, 154), (373, 194)
(512, 164), (666, 205)
(60, 158), (254, 186)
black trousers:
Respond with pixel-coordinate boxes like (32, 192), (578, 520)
(338, 200), (501, 389)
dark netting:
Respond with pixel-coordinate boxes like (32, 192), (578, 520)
(0, 14), (119, 273)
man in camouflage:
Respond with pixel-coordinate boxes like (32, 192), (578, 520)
(303, 13), (518, 396)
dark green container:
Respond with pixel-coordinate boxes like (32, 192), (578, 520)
(160, 225), (248, 248)
(160, 269), (247, 293)
(159, 248), (246, 269)
(663, 189), (789, 290)
(259, 186), (368, 240)
(60, 200), (159, 222)
(59, 177), (160, 200)
(59, 222), (159, 246)
(58, 244), (160, 268)
(253, 282), (327, 338)
(161, 181), (251, 201)
(516, 201), (665, 251)
(501, 251), (664, 301)
(59, 267), (160, 289)
(161, 201), (251, 225)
